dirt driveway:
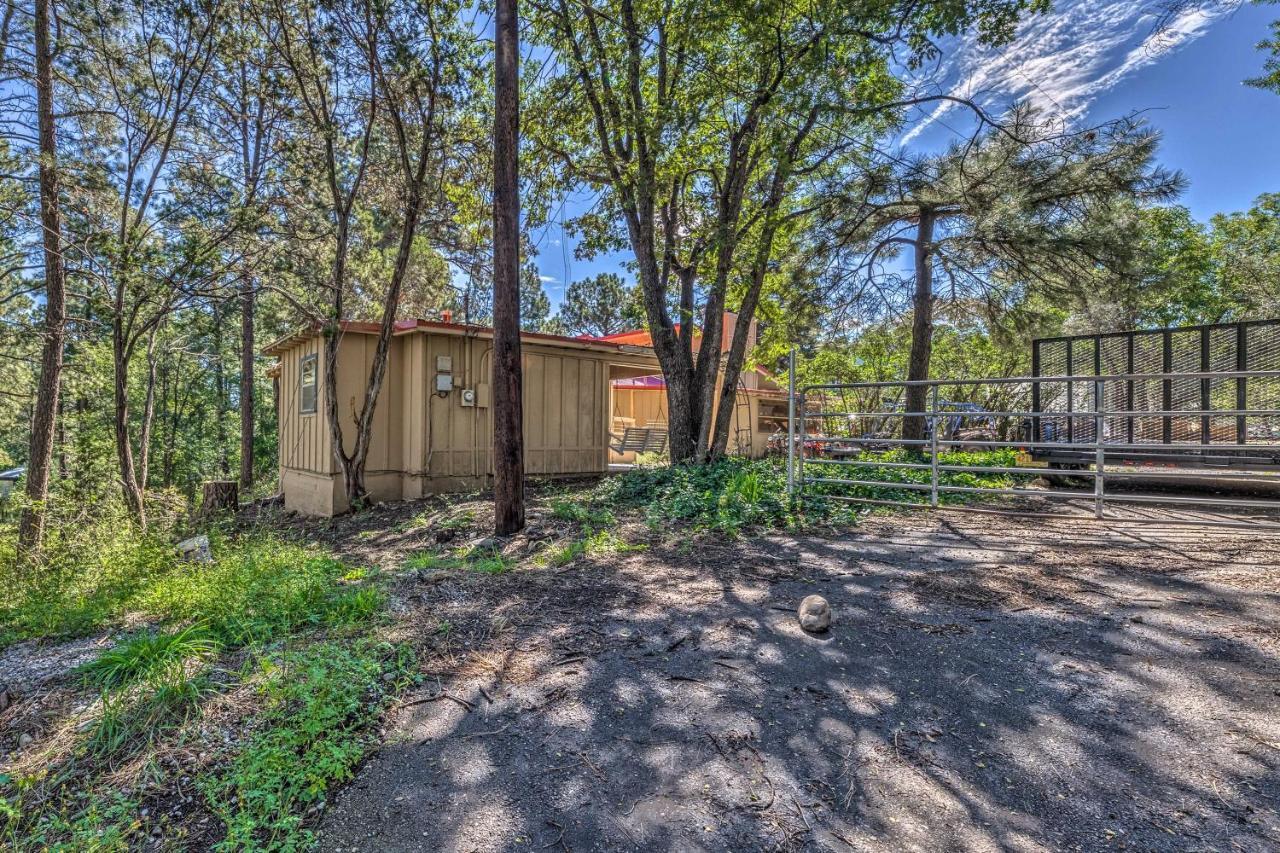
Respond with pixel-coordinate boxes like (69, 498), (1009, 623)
(318, 512), (1280, 852)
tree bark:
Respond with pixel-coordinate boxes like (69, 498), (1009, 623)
(199, 480), (238, 516)
(18, 0), (67, 553)
(112, 322), (146, 524)
(212, 301), (230, 478)
(903, 210), (936, 448)
(138, 329), (159, 489)
(239, 273), (255, 489)
(492, 0), (524, 535)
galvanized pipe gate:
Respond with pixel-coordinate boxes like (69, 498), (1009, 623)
(785, 361), (1280, 530)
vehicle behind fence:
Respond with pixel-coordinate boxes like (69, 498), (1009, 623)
(785, 366), (1280, 530)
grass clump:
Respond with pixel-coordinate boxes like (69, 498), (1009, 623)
(404, 546), (514, 575)
(548, 498), (615, 527)
(539, 529), (645, 568)
(78, 623), (220, 692)
(0, 517), (364, 650)
(202, 640), (415, 852)
(131, 535), (349, 646)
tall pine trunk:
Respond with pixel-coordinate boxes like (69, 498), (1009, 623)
(112, 329), (146, 524)
(492, 0), (524, 534)
(239, 273), (255, 489)
(903, 210), (936, 448)
(138, 330), (159, 489)
(213, 301), (230, 477)
(18, 0), (67, 553)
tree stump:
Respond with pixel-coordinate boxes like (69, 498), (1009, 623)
(200, 480), (239, 517)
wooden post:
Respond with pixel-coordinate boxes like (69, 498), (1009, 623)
(492, 0), (524, 535)
(200, 480), (239, 516)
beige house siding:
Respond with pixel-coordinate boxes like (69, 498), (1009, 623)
(273, 326), (653, 515)
(277, 334), (333, 476)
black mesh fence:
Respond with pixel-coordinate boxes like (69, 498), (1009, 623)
(1032, 320), (1280, 462)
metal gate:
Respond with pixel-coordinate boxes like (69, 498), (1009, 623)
(784, 364), (1280, 530)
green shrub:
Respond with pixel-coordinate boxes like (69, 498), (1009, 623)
(593, 458), (799, 534)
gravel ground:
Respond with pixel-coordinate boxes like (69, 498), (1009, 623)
(316, 511), (1280, 852)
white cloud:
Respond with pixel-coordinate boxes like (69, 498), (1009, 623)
(902, 0), (1240, 144)
(538, 274), (557, 283)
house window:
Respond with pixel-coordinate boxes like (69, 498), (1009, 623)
(300, 354), (317, 414)
(757, 401), (789, 434)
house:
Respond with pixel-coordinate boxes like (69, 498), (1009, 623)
(596, 315), (791, 461)
(266, 314), (787, 516)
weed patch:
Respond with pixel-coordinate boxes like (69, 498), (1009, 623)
(405, 547), (514, 575)
(539, 529), (645, 567)
(548, 498), (615, 527)
(202, 640), (415, 851)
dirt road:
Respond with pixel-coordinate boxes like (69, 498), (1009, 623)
(318, 512), (1280, 852)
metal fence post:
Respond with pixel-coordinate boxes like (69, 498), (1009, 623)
(796, 390), (806, 509)
(787, 348), (796, 497)
(1094, 378), (1105, 520)
(930, 384), (940, 508)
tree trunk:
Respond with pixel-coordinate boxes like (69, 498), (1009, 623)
(903, 209), (936, 448)
(239, 272), (255, 489)
(138, 330), (159, 489)
(56, 393), (67, 481)
(199, 479), (238, 516)
(18, 0), (67, 553)
(112, 325), (146, 525)
(709, 263), (769, 459)
(492, 0), (524, 535)
(213, 301), (230, 478)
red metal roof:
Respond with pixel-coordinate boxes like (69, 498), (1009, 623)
(263, 318), (656, 356)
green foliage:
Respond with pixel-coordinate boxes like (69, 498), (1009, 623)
(1247, 2), (1280, 93)
(554, 272), (644, 337)
(78, 623), (219, 692)
(797, 313), (1031, 390)
(129, 536), (348, 647)
(589, 452), (1027, 535)
(1, 783), (138, 853)
(539, 529), (646, 568)
(806, 448), (1027, 505)
(405, 546), (515, 575)
(0, 504), (177, 647)
(593, 458), (800, 534)
(0, 513), (377, 651)
(549, 498), (615, 527)
(202, 640), (415, 852)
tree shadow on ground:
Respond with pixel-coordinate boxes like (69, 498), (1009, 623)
(318, 512), (1280, 852)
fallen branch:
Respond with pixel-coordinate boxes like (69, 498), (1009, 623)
(394, 691), (475, 712)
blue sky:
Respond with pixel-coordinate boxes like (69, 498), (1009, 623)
(530, 1), (1280, 310)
